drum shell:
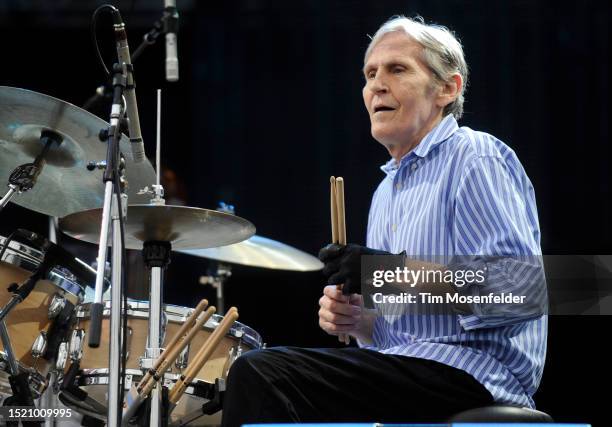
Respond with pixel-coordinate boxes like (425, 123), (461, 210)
(65, 301), (262, 425)
(0, 261), (80, 369)
(74, 303), (258, 382)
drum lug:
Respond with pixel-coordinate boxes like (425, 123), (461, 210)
(69, 328), (85, 361)
(224, 344), (243, 378)
(31, 331), (47, 359)
(48, 293), (66, 319)
(126, 326), (133, 360)
(56, 341), (69, 370)
(175, 342), (190, 370)
(161, 310), (168, 344)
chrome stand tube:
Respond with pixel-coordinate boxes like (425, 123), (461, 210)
(108, 194), (126, 427)
(0, 186), (17, 212)
(0, 320), (19, 376)
(148, 265), (164, 427)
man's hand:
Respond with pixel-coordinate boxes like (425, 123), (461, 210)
(318, 243), (391, 295)
(318, 285), (375, 345)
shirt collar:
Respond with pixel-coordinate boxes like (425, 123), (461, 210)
(380, 114), (459, 175)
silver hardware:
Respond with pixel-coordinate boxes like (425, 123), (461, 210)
(31, 331), (47, 358)
(69, 329), (85, 361)
(138, 185), (165, 205)
(224, 344), (243, 378)
(125, 326), (133, 360)
(48, 293), (66, 318)
(56, 342), (68, 370)
(174, 310), (193, 370)
(28, 370), (49, 397)
(161, 310), (168, 344)
(175, 343), (190, 370)
(0, 351), (48, 397)
(234, 326), (244, 339)
(0, 236), (86, 301)
(139, 356), (157, 370)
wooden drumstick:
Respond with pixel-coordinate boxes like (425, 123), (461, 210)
(336, 177), (347, 245)
(168, 307), (239, 405)
(330, 176), (339, 243)
(138, 306), (216, 396)
(139, 299), (209, 388)
(330, 176), (350, 345)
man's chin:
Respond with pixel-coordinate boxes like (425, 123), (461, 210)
(371, 128), (398, 147)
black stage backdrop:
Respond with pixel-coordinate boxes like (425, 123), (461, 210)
(0, 0), (610, 425)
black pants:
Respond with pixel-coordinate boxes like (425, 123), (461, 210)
(221, 346), (494, 426)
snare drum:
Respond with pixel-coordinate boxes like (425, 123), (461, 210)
(61, 300), (262, 425)
(0, 234), (87, 396)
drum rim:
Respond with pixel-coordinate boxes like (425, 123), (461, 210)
(75, 300), (263, 350)
(0, 235), (86, 300)
(76, 370), (213, 397)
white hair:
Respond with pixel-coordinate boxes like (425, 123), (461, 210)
(365, 16), (468, 119)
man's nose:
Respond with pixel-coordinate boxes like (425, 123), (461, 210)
(370, 72), (389, 93)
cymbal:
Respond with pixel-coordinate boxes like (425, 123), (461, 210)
(59, 204), (255, 250)
(177, 235), (324, 271)
(0, 86), (157, 217)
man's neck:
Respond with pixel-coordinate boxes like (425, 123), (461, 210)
(388, 113), (444, 163)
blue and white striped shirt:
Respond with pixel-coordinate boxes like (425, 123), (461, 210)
(364, 114), (547, 408)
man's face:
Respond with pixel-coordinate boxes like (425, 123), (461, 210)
(362, 32), (444, 155)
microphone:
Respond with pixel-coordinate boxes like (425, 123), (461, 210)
(111, 8), (146, 163)
(164, 0), (179, 82)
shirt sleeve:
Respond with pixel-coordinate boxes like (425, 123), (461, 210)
(452, 155), (547, 330)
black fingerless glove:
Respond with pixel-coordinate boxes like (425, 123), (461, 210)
(318, 243), (394, 295)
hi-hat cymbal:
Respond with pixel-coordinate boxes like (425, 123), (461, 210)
(59, 204), (255, 250)
(0, 86), (157, 217)
(177, 235), (323, 271)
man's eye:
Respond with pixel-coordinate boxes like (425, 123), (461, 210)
(366, 71), (376, 79)
(392, 66), (405, 74)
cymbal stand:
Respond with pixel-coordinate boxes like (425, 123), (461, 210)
(88, 62), (129, 427)
(199, 264), (232, 315)
(141, 240), (171, 427)
(0, 130), (63, 212)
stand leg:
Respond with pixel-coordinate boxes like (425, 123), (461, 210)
(0, 321), (20, 376)
(41, 370), (56, 427)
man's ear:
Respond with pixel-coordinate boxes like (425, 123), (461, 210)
(437, 73), (462, 108)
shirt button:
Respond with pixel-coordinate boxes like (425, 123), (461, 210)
(411, 163), (418, 171)
(391, 224), (397, 232)
(395, 183), (402, 191)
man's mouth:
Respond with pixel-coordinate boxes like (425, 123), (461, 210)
(374, 106), (395, 113)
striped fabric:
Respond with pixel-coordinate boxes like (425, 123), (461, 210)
(364, 114), (547, 408)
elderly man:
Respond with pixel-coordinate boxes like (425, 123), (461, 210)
(221, 16), (546, 426)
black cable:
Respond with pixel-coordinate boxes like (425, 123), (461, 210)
(113, 163), (129, 426)
(91, 4), (119, 76)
